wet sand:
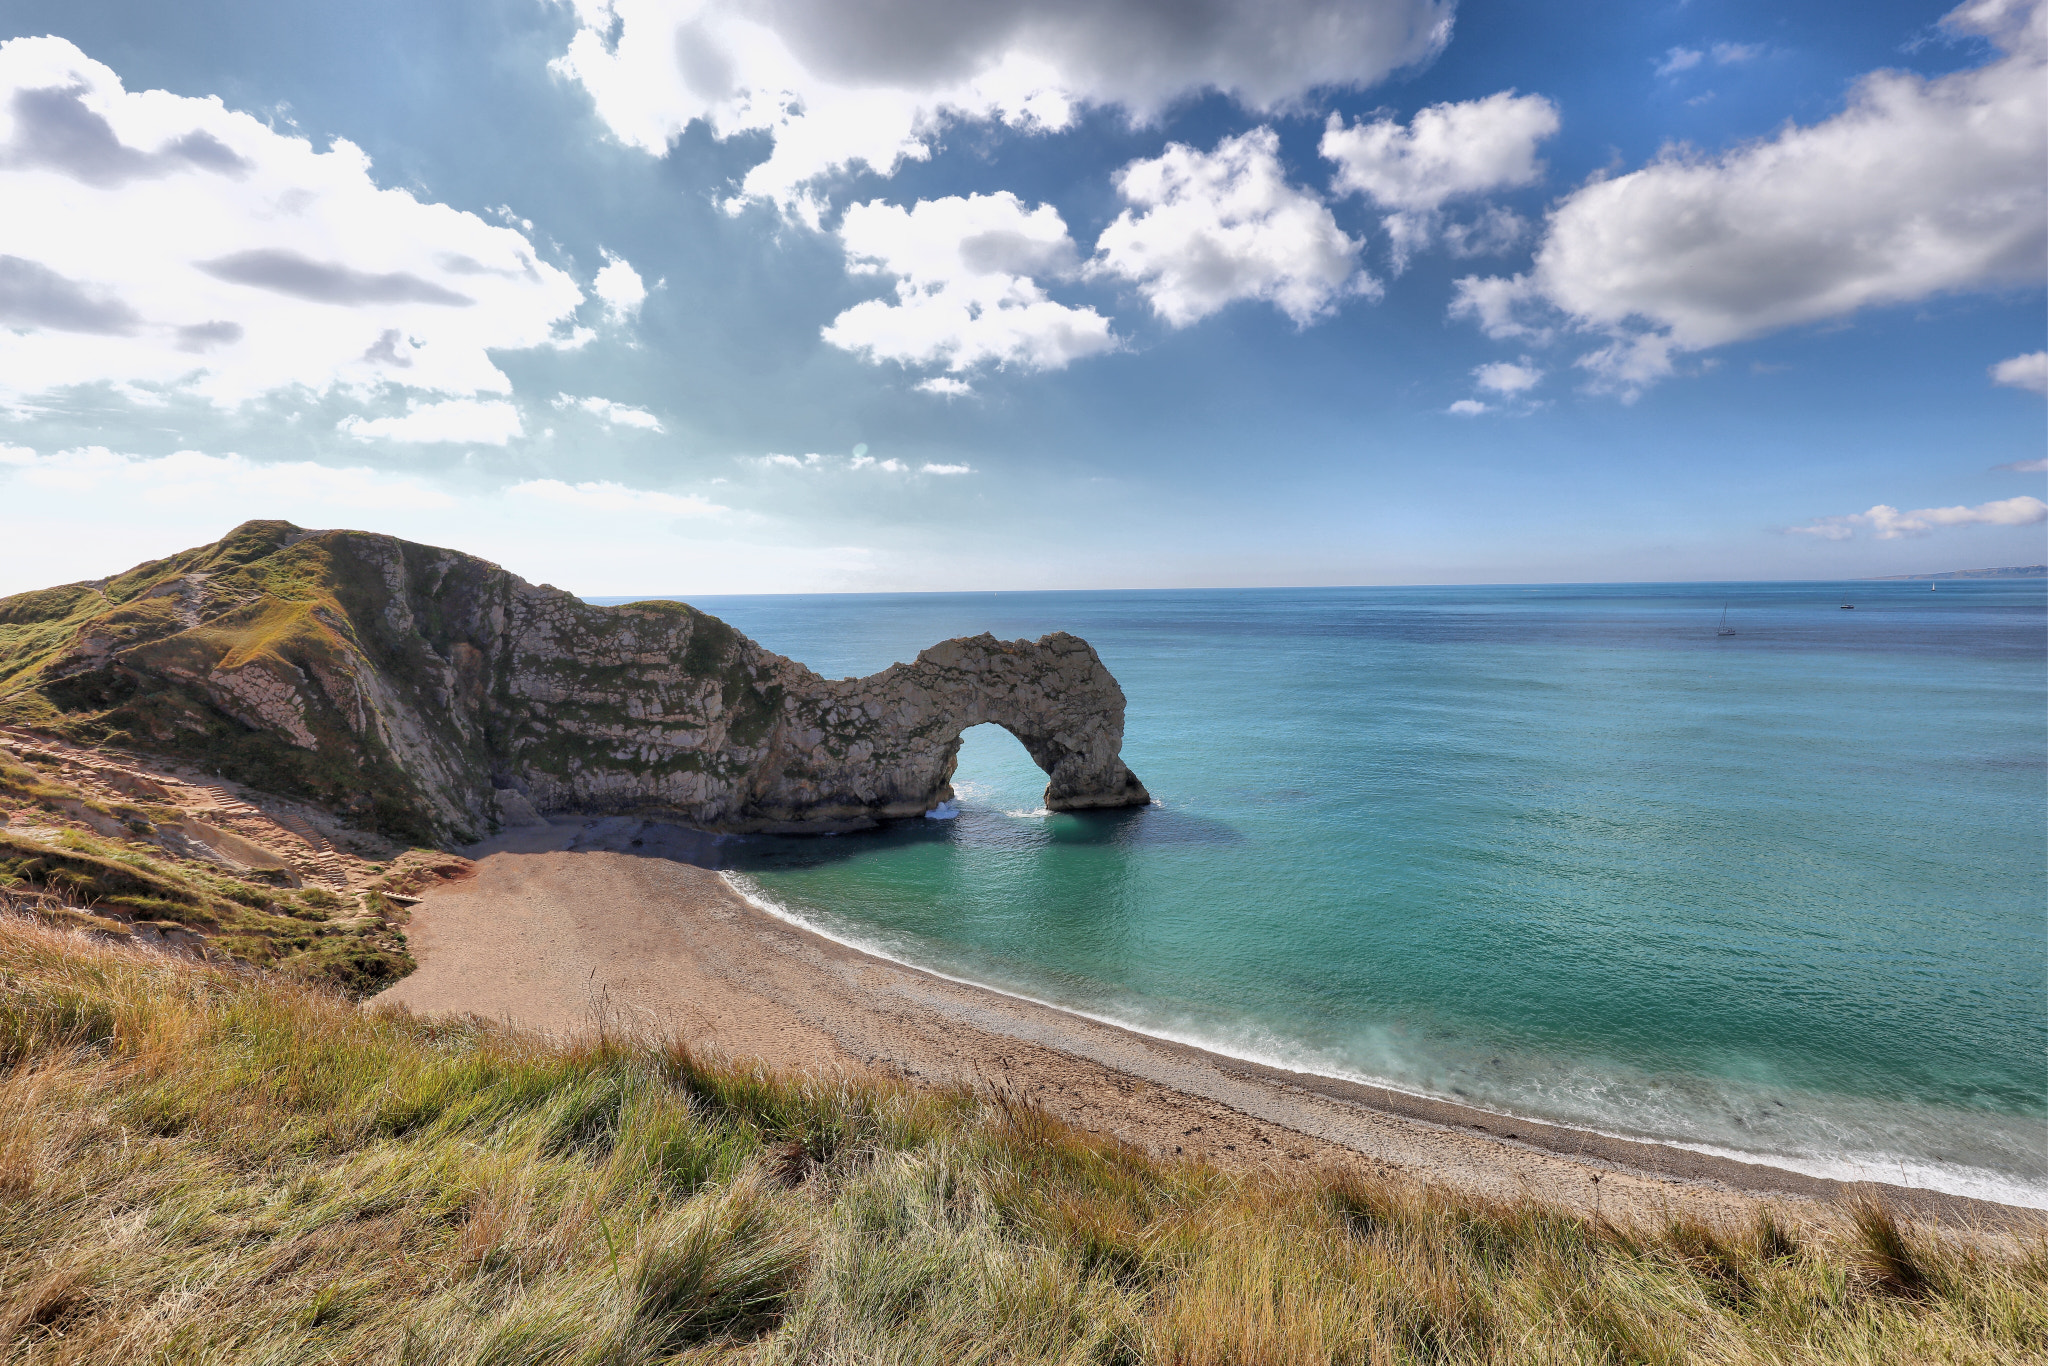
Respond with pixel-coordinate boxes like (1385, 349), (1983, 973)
(373, 820), (2041, 1234)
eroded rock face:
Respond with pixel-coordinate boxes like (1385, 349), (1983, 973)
(0, 521), (1149, 840)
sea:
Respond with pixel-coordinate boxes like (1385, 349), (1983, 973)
(591, 581), (2048, 1207)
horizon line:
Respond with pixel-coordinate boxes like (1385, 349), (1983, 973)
(584, 569), (2048, 601)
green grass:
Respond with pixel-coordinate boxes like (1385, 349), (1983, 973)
(0, 915), (2041, 1364)
(0, 826), (411, 994)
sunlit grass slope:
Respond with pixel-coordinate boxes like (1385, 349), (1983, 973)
(1, 917), (2041, 1364)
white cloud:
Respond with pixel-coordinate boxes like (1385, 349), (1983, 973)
(1473, 360), (1541, 394)
(1993, 457), (2048, 472)
(1712, 42), (1765, 65)
(507, 478), (723, 516)
(1791, 494), (2048, 539)
(1657, 42), (1760, 78)
(1446, 398), (1489, 415)
(0, 37), (584, 407)
(1656, 48), (1705, 77)
(916, 376), (973, 397)
(550, 0), (1452, 219)
(1447, 273), (1547, 341)
(757, 450), (968, 475)
(1440, 205), (1529, 258)
(822, 192), (1114, 374)
(1991, 350), (2048, 394)
(553, 392), (665, 430)
(1456, 0), (2047, 395)
(592, 249), (647, 322)
(337, 397), (524, 444)
(0, 443), (870, 596)
(0, 443), (457, 509)
(1093, 128), (1371, 327)
(1785, 521), (1855, 541)
(1574, 332), (1678, 398)
(1321, 91), (1559, 269)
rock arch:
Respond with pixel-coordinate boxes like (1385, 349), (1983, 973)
(737, 631), (1152, 830)
(1, 522), (1151, 840)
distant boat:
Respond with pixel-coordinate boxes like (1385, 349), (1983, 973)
(1716, 605), (1736, 636)
(1840, 602), (1855, 609)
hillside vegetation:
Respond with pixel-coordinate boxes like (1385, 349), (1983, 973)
(1, 917), (2040, 1364)
(0, 733), (445, 993)
(0, 521), (1147, 846)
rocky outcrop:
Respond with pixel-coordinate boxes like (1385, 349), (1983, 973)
(0, 521), (1149, 841)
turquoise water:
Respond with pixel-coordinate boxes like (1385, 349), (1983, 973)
(616, 582), (2048, 1205)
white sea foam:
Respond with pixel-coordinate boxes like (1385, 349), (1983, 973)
(717, 871), (2048, 1210)
(923, 801), (959, 821)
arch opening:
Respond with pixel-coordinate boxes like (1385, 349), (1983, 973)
(937, 721), (1054, 813)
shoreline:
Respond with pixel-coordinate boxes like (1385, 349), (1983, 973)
(374, 820), (2044, 1235)
(715, 872), (2047, 1216)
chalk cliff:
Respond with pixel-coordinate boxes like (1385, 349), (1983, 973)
(0, 521), (1149, 841)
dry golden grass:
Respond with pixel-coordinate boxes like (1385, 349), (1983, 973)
(0, 913), (2041, 1364)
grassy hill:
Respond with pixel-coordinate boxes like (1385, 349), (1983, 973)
(1, 915), (2040, 1364)
(0, 520), (772, 845)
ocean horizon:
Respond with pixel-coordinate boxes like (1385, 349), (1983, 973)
(588, 579), (2048, 1207)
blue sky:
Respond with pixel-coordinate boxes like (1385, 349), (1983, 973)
(0, 0), (2041, 594)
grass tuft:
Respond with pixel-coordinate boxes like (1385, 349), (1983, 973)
(1850, 1196), (1935, 1298)
(0, 913), (2042, 1364)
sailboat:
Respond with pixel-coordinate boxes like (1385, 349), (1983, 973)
(1716, 604), (1736, 636)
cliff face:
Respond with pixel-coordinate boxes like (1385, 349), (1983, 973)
(0, 522), (1149, 842)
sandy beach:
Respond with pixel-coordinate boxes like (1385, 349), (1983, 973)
(373, 819), (2041, 1235)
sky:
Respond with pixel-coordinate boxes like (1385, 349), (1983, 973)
(0, 0), (2042, 595)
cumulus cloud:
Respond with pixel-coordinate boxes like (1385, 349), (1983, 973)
(1093, 128), (1371, 327)
(1321, 90), (1559, 269)
(506, 477), (723, 516)
(1990, 349), (2048, 394)
(920, 461), (971, 474)
(592, 249), (647, 322)
(1439, 205), (1529, 258)
(551, 0), (1452, 219)
(553, 392), (665, 430)
(822, 191), (1114, 374)
(0, 37), (584, 406)
(1790, 494), (2048, 539)
(1444, 358), (1541, 414)
(1473, 359), (1541, 394)
(916, 376), (973, 396)
(337, 398), (524, 444)
(1455, 0), (2047, 395)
